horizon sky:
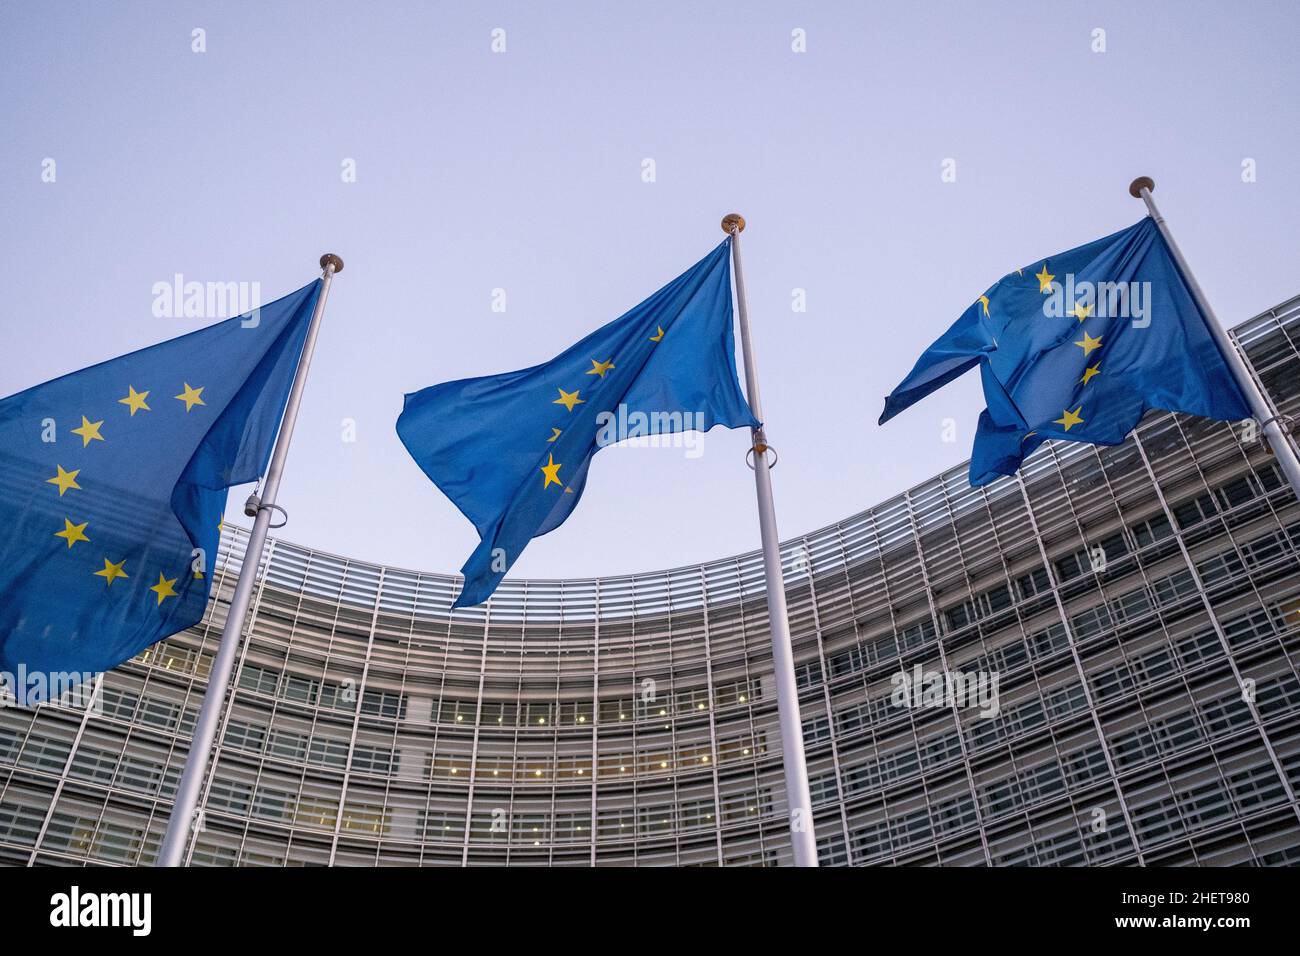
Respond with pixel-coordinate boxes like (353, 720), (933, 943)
(3, 0), (1298, 581)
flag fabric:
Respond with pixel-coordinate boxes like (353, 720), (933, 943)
(398, 239), (758, 608)
(879, 217), (1251, 485)
(0, 281), (321, 699)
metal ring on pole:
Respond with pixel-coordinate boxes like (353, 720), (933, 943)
(745, 444), (778, 470)
(1258, 413), (1295, 433)
(259, 503), (289, 529)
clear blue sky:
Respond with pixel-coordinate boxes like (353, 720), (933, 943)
(3, 0), (1297, 579)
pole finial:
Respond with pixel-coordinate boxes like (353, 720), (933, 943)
(1129, 177), (1155, 199)
(320, 253), (344, 274)
(721, 213), (746, 235)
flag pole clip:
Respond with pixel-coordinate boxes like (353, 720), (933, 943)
(746, 434), (778, 470)
(242, 492), (288, 528)
(1258, 413), (1294, 432)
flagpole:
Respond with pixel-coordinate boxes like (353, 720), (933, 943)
(157, 253), (343, 867)
(1131, 177), (1300, 497)
(723, 214), (819, 867)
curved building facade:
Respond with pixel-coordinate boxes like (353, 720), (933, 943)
(3, 297), (1300, 867)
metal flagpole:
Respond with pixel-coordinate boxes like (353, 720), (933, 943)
(723, 214), (819, 867)
(157, 253), (343, 867)
(1131, 177), (1300, 497)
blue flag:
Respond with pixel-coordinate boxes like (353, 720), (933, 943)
(880, 217), (1251, 485)
(398, 239), (757, 607)
(0, 281), (321, 700)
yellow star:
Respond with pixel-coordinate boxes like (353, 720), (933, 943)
(175, 383), (205, 411)
(540, 453), (563, 489)
(47, 465), (81, 496)
(1034, 264), (1055, 293)
(118, 385), (151, 416)
(1069, 301), (1093, 322)
(547, 427), (562, 443)
(150, 572), (179, 605)
(94, 557), (128, 586)
(978, 295), (990, 317)
(1074, 330), (1103, 357)
(586, 358), (616, 378)
(1080, 363), (1101, 385)
(1054, 407), (1085, 432)
(553, 388), (584, 412)
(649, 326), (665, 342)
(54, 518), (89, 549)
(71, 415), (105, 446)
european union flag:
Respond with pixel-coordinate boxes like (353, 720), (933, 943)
(880, 217), (1251, 485)
(398, 239), (757, 607)
(0, 281), (321, 700)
